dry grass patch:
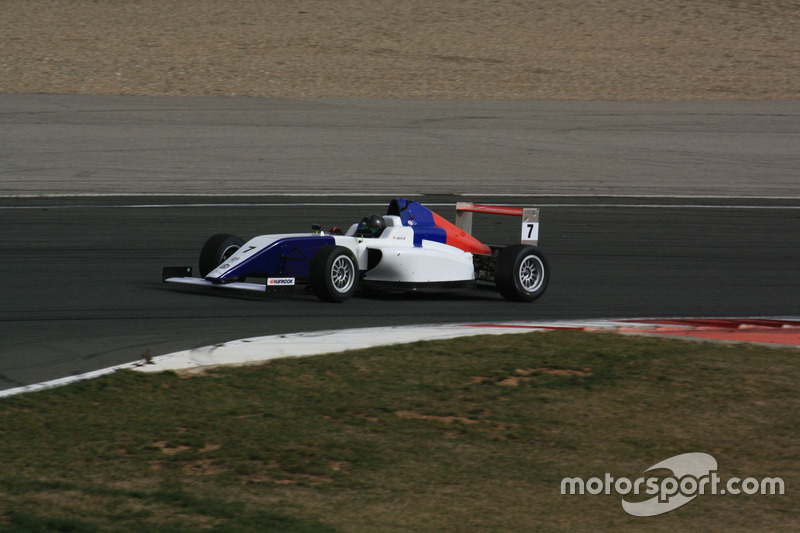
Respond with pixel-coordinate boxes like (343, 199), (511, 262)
(0, 331), (798, 532)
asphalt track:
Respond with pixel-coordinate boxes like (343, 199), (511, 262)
(1, 96), (798, 392)
(1, 195), (798, 391)
(2, 95), (798, 197)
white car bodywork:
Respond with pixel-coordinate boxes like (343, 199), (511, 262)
(338, 216), (475, 283)
(205, 216), (474, 285)
(163, 199), (548, 302)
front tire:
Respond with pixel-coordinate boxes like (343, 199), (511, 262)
(310, 245), (359, 302)
(199, 233), (245, 277)
(494, 245), (549, 302)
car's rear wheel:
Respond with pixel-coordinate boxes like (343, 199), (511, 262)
(494, 244), (549, 302)
(199, 233), (245, 277)
(310, 245), (359, 302)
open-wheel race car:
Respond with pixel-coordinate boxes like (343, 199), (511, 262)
(162, 199), (548, 302)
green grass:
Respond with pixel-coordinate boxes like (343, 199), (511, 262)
(0, 331), (798, 532)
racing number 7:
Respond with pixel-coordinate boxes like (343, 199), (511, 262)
(525, 223), (535, 239)
(521, 221), (539, 243)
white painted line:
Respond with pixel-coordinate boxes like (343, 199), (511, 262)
(470, 193), (800, 200)
(1, 202), (797, 211)
(0, 363), (140, 399)
(0, 193), (410, 199)
(525, 204), (800, 210)
(0, 321), (596, 398)
(132, 322), (577, 374)
(0, 203), (392, 210)
(2, 193), (799, 200)
(2, 318), (797, 398)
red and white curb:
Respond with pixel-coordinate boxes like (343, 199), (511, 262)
(2, 318), (798, 398)
(467, 318), (800, 348)
(594, 318), (800, 346)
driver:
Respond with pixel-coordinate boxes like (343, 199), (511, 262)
(355, 214), (387, 238)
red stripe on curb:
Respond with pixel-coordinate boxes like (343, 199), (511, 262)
(622, 319), (800, 347)
(632, 318), (800, 329)
(465, 324), (582, 330)
(465, 320), (800, 347)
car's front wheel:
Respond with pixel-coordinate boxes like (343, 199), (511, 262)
(494, 244), (549, 302)
(199, 233), (245, 277)
(310, 245), (359, 302)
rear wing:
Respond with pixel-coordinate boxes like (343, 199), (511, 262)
(455, 203), (540, 246)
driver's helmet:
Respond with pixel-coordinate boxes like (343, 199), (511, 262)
(355, 214), (387, 238)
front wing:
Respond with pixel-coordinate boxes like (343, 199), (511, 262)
(162, 267), (296, 293)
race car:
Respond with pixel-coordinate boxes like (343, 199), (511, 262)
(162, 199), (548, 302)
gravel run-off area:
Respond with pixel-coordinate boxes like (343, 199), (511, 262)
(2, 0), (799, 99)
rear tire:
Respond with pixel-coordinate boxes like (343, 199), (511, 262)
(310, 245), (359, 302)
(494, 244), (549, 302)
(199, 233), (245, 277)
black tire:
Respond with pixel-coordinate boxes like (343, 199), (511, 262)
(494, 244), (549, 302)
(310, 245), (359, 302)
(199, 233), (245, 277)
